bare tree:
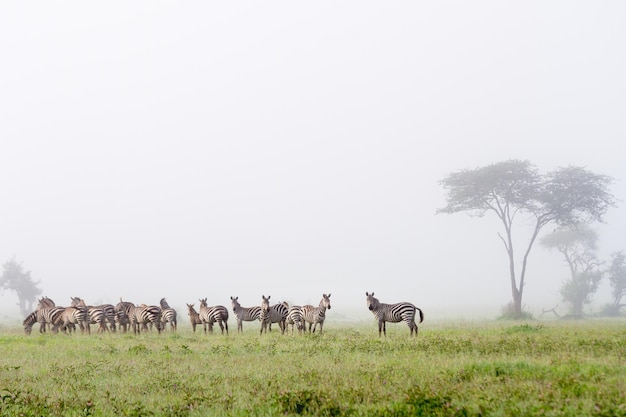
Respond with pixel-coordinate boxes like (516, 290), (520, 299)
(0, 257), (43, 316)
(438, 160), (615, 318)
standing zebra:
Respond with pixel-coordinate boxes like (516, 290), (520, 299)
(36, 307), (66, 334)
(198, 298), (229, 335)
(301, 293), (332, 334)
(259, 295), (287, 335)
(61, 306), (91, 334)
(286, 305), (305, 334)
(365, 292), (424, 337)
(71, 297), (110, 333)
(115, 298), (135, 332)
(230, 296), (261, 333)
(159, 298), (177, 331)
(186, 303), (204, 333)
(128, 304), (162, 335)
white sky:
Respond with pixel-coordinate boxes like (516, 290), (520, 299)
(1, 2), (625, 321)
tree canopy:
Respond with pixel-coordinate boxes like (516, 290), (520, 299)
(0, 257), (42, 316)
(438, 159), (615, 318)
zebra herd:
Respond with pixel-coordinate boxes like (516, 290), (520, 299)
(22, 293), (424, 337)
(22, 296), (177, 335)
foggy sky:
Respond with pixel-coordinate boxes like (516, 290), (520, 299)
(1, 2), (625, 321)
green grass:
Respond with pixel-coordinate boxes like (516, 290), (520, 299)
(1, 320), (625, 416)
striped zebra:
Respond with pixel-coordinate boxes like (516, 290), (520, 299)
(286, 305), (305, 334)
(301, 293), (332, 334)
(60, 306), (91, 334)
(230, 296), (261, 333)
(115, 298), (135, 332)
(259, 295), (287, 335)
(198, 298), (229, 335)
(127, 304), (162, 335)
(159, 298), (177, 331)
(23, 311), (41, 335)
(36, 297), (58, 333)
(36, 307), (66, 334)
(71, 297), (111, 333)
(365, 292), (424, 337)
(186, 303), (204, 333)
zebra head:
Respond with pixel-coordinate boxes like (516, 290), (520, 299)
(160, 298), (170, 309)
(365, 292), (378, 311)
(321, 294), (331, 310)
(261, 295), (271, 313)
(38, 296), (55, 310)
(199, 298), (208, 309)
(70, 297), (86, 307)
(230, 296), (240, 311)
(186, 303), (197, 316)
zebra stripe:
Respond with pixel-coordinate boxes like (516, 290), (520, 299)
(37, 307), (66, 334)
(259, 295), (287, 335)
(115, 298), (135, 333)
(365, 292), (424, 337)
(230, 296), (261, 333)
(186, 303), (204, 333)
(71, 297), (110, 333)
(198, 298), (229, 335)
(286, 305), (305, 334)
(301, 293), (331, 334)
(23, 311), (39, 335)
(61, 307), (91, 334)
(128, 305), (162, 335)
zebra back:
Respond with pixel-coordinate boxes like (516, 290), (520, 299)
(161, 307), (177, 331)
(129, 305), (162, 335)
(199, 298), (229, 335)
(286, 305), (305, 334)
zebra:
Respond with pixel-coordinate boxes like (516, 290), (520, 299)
(115, 298), (136, 332)
(71, 297), (110, 333)
(128, 304), (162, 335)
(23, 311), (40, 335)
(365, 292), (424, 337)
(60, 306), (91, 334)
(198, 298), (229, 335)
(301, 293), (332, 334)
(259, 295), (287, 335)
(36, 296), (57, 332)
(230, 296), (261, 333)
(286, 305), (305, 334)
(186, 303), (204, 333)
(159, 298), (177, 331)
(36, 307), (66, 334)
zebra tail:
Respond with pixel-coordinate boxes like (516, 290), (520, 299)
(416, 307), (424, 323)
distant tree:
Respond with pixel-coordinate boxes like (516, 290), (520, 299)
(0, 257), (43, 316)
(604, 251), (626, 315)
(438, 160), (615, 319)
(540, 226), (603, 317)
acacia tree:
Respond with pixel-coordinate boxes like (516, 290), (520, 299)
(540, 226), (603, 317)
(0, 257), (42, 316)
(438, 160), (615, 318)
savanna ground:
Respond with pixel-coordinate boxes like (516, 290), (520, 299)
(0, 319), (625, 416)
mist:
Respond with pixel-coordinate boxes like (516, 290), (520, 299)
(1, 2), (625, 323)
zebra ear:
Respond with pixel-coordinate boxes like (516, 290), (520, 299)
(366, 292), (369, 296)
(328, 293), (331, 298)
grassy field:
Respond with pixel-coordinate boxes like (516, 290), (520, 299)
(0, 320), (625, 416)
